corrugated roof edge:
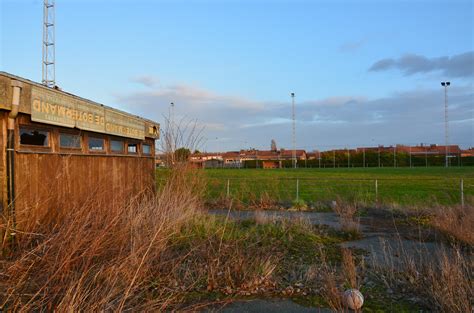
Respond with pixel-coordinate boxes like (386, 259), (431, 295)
(0, 71), (159, 126)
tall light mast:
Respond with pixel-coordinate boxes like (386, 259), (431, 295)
(291, 92), (296, 169)
(441, 81), (450, 168)
(42, 0), (56, 87)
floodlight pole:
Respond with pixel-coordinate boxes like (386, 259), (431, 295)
(169, 102), (175, 165)
(409, 145), (412, 168)
(378, 147), (381, 168)
(170, 102), (175, 147)
(363, 148), (366, 168)
(291, 93), (296, 169)
(347, 148), (350, 168)
(441, 81), (450, 168)
(425, 145), (428, 167)
(393, 146), (396, 168)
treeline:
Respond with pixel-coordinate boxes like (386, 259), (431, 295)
(243, 151), (474, 168)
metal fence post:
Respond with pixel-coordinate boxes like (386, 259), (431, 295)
(226, 179), (230, 198)
(461, 179), (464, 208)
(296, 179), (299, 201)
(375, 179), (378, 207)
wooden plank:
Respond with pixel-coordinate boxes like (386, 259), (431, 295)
(11, 112), (155, 225)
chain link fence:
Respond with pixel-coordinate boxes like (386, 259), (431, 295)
(203, 177), (473, 208)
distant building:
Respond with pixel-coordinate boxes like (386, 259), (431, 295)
(183, 143), (469, 169)
(461, 148), (474, 157)
(223, 151), (241, 168)
(279, 149), (307, 160)
(398, 144), (461, 156)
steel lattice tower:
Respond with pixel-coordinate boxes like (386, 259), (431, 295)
(42, 0), (55, 87)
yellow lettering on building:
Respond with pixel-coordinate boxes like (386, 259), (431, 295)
(41, 102), (49, 113)
(33, 99), (41, 112)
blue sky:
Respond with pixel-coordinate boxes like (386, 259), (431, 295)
(1, 0), (473, 151)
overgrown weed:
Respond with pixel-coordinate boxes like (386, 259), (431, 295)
(333, 198), (362, 237)
(430, 204), (474, 245)
(371, 238), (472, 313)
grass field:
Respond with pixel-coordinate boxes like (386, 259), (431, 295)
(190, 167), (474, 207)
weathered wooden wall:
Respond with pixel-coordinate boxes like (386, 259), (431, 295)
(0, 112), (6, 213)
(14, 152), (155, 222)
(0, 72), (159, 225)
(12, 114), (156, 224)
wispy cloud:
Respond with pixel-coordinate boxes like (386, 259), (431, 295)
(117, 76), (473, 151)
(131, 75), (160, 88)
(369, 51), (474, 78)
(339, 39), (366, 53)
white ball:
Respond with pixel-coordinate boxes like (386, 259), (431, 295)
(343, 289), (364, 310)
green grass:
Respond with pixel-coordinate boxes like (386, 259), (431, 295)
(159, 167), (474, 207)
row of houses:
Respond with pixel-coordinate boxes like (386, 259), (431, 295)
(175, 144), (474, 169)
(189, 149), (307, 168)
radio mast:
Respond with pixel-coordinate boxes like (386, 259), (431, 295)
(42, 0), (56, 87)
(291, 92), (296, 169)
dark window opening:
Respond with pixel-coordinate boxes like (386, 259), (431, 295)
(143, 144), (151, 155)
(60, 133), (81, 148)
(128, 143), (138, 154)
(89, 137), (105, 151)
(111, 140), (124, 153)
(20, 127), (49, 146)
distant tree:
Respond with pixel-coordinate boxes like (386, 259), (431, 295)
(175, 147), (191, 162)
(193, 149), (201, 154)
(271, 139), (277, 151)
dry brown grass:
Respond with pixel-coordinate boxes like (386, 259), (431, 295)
(2, 162), (322, 311)
(430, 204), (474, 245)
(318, 246), (366, 312)
(320, 266), (344, 312)
(0, 164), (206, 311)
(333, 198), (361, 235)
(341, 248), (359, 289)
(426, 249), (473, 313)
(248, 191), (279, 211)
(373, 239), (473, 313)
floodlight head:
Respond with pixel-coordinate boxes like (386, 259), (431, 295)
(441, 82), (446, 86)
(446, 82), (450, 86)
(291, 92), (295, 97)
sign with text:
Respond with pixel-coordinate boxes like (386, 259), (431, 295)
(31, 87), (148, 140)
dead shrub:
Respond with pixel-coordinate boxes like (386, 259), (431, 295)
(248, 191), (279, 211)
(372, 239), (473, 313)
(341, 248), (358, 289)
(333, 199), (361, 235)
(431, 204), (474, 245)
(0, 164), (205, 311)
(320, 265), (344, 311)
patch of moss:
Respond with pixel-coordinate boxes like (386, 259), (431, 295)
(360, 282), (425, 312)
(181, 290), (228, 304)
(292, 294), (327, 307)
(407, 215), (431, 227)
